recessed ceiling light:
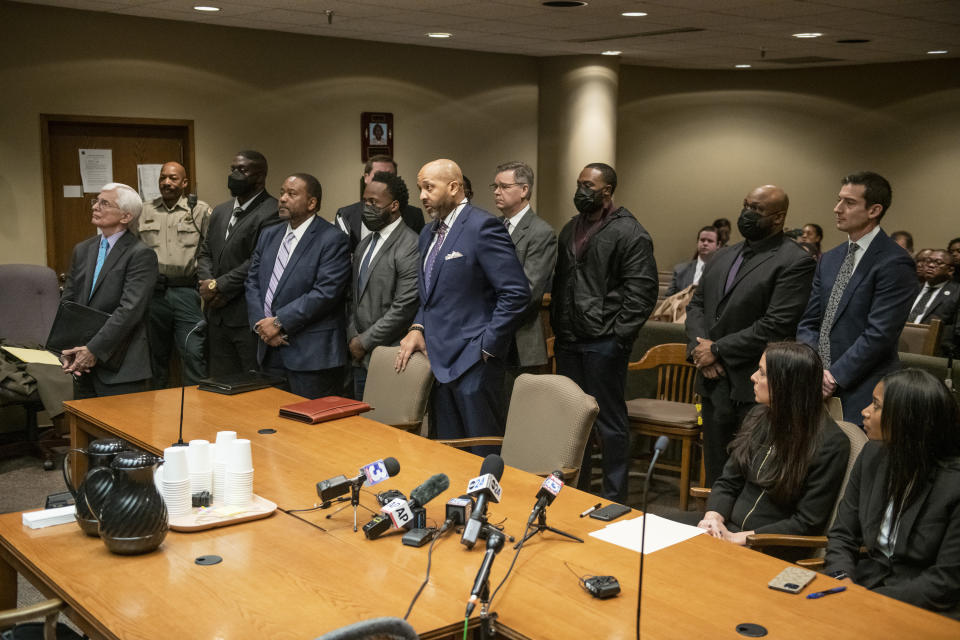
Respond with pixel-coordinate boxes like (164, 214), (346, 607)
(193, 5), (220, 11)
(601, 50), (622, 56)
(927, 49), (948, 55)
(735, 64), (751, 68)
(793, 32), (823, 38)
(427, 32), (452, 38)
(542, 1), (588, 7)
(622, 12), (647, 17)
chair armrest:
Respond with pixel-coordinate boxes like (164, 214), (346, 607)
(689, 487), (712, 499)
(745, 534), (828, 549)
(436, 437), (505, 449)
(795, 558), (826, 570)
(530, 467), (580, 483)
(387, 420), (422, 433)
(0, 598), (63, 628)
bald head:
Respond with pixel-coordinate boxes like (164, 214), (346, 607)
(417, 158), (465, 220)
(159, 161), (189, 207)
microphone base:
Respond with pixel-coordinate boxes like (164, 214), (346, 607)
(515, 509), (584, 549)
(170, 442), (188, 447)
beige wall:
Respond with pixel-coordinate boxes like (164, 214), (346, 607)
(0, 3), (539, 266)
(617, 60), (960, 270)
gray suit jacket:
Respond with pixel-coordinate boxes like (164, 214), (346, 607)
(502, 209), (557, 367)
(666, 259), (697, 297)
(346, 223), (420, 367)
(61, 231), (158, 384)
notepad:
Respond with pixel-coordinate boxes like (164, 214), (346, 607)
(1, 346), (62, 366)
(589, 513), (705, 554)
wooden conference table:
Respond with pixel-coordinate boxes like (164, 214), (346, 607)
(1, 387), (958, 639)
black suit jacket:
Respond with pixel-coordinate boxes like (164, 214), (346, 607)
(686, 233), (816, 402)
(914, 280), (960, 324)
(825, 442), (960, 619)
(197, 191), (280, 327)
(61, 231), (158, 384)
(335, 201), (425, 252)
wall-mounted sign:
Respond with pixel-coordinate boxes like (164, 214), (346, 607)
(361, 112), (393, 161)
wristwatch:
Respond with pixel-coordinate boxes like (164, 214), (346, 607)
(208, 279), (218, 291)
(710, 342), (720, 358)
(826, 569), (848, 580)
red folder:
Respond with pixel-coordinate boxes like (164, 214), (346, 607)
(278, 396), (372, 424)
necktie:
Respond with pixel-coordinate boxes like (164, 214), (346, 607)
(503, 217), (511, 234)
(225, 206), (243, 240)
(423, 221), (449, 291)
(89, 236), (109, 300)
(263, 231), (295, 318)
(723, 252), (745, 295)
(910, 285), (936, 323)
(357, 232), (380, 295)
(818, 243), (860, 368)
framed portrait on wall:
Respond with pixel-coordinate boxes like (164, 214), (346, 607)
(361, 112), (393, 161)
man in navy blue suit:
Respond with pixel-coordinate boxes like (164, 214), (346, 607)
(797, 171), (916, 424)
(396, 159), (529, 450)
(246, 173), (351, 399)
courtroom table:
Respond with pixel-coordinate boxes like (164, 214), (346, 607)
(1, 387), (955, 639)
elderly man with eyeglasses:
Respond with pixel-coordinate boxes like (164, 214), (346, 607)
(60, 183), (158, 398)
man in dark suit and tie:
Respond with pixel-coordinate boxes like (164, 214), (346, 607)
(492, 161), (557, 389)
(910, 249), (958, 324)
(245, 173), (351, 399)
(335, 155), (425, 252)
(396, 159), (529, 450)
(797, 171), (917, 424)
(666, 226), (719, 296)
(346, 172), (420, 400)
(197, 151), (280, 378)
(687, 185), (815, 484)
(60, 183), (158, 398)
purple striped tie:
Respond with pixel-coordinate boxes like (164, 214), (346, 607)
(423, 220), (448, 291)
(264, 231), (295, 318)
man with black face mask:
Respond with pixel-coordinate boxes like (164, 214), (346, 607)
(197, 150), (280, 378)
(346, 172), (420, 399)
(686, 185), (816, 485)
(551, 162), (659, 504)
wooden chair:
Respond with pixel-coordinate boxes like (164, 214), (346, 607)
(362, 346), (434, 433)
(899, 318), (943, 356)
(626, 343), (699, 510)
(439, 373), (598, 485)
(0, 598), (79, 640)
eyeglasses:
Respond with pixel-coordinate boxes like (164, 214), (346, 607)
(489, 182), (522, 192)
(919, 258), (950, 267)
(90, 197), (119, 210)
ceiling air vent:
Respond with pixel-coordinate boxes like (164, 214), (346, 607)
(760, 56), (844, 64)
(570, 27), (704, 43)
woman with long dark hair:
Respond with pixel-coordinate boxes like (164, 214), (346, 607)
(825, 369), (960, 618)
(697, 341), (849, 545)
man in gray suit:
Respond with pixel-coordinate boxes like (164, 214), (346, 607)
(60, 182), (158, 398)
(666, 225), (718, 296)
(493, 161), (557, 396)
(347, 172), (420, 399)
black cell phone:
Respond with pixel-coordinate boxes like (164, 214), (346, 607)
(589, 504), (632, 522)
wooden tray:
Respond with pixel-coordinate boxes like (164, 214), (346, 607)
(168, 494), (277, 532)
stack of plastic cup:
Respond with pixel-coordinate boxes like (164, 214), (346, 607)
(223, 438), (254, 507)
(213, 431), (237, 503)
(160, 446), (192, 517)
(187, 439), (213, 495)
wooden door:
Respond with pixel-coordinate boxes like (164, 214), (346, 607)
(40, 115), (196, 276)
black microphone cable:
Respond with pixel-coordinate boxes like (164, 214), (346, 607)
(402, 518), (447, 621)
(483, 519), (534, 613)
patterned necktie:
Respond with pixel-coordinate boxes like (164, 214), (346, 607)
(909, 285), (936, 323)
(503, 217), (511, 234)
(423, 220), (449, 291)
(89, 236), (109, 300)
(357, 232), (380, 295)
(225, 206), (243, 240)
(723, 251), (745, 295)
(818, 243), (860, 368)
(263, 231), (295, 318)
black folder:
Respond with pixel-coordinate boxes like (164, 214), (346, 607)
(45, 300), (126, 370)
(197, 371), (287, 395)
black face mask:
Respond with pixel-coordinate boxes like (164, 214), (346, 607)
(361, 203), (392, 232)
(737, 207), (773, 242)
(227, 170), (256, 198)
(573, 185), (604, 215)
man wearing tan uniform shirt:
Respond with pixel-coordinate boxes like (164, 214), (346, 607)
(137, 161), (211, 387)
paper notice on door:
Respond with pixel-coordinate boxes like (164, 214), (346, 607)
(79, 149), (113, 193)
(63, 185), (83, 198)
(137, 164), (163, 202)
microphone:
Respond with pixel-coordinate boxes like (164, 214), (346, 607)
(465, 530), (505, 617)
(637, 436), (668, 640)
(317, 457), (401, 502)
(187, 193), (198, 209)
(173, 318), (208, 447)
(444, 494), (475, 528)
(382, 473), (450, 529)
(461, 454), (504, 549)
(528, 470), (564, 526)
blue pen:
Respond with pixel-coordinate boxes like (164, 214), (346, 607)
(806, 586), (846, 599)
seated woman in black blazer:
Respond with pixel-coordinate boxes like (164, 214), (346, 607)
(698, 342), (849, 548)
(825, 368), (960, 619)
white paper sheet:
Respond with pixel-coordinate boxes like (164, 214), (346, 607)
(588, 513), (705, 554)
(1, 346), (63, 366)
(137, 163), (163, 201)
(79, 149), (113, 193)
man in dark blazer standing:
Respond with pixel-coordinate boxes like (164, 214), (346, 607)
(396, 159), (529, 451)
(60, 183), (158, 398)
(797, 171), (916, 424)
(346, 172), (420, 400)
(245, 173), (351, 399)
(197, 151), (280, 378)
(687, 185), (815, 485)
(492, 161), (557, 387)
(335, 155), (424, 252)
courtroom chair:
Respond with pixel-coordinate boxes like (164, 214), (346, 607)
(362, 346), (433, 433)
(0, 597), (81, 640)
(545, 336), (556, 374)
(315, 616), (418, 640)
(626, 343), (699, 510)
(898, 318), (943, 356)
(439, 374), (598, 485)
(826, 397), (843, 422)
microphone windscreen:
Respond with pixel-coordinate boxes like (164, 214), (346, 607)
(383, 456), (401, 477)
(654, 435), (669, 453)
(480, 454), (504, 481)
(410, 473), (450, 506)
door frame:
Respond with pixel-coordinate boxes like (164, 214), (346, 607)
(39, 114), (196, 269)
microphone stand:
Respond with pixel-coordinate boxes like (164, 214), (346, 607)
(172, 320), (206, 447)
(514, 506), (583, 549)
(324, 480), (377, 532)
(637, 436), (668, 640)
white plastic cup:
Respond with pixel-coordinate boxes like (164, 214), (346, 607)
(188, 439), (211, 472)
(214, 431), (237, 463)
(163, 446), (189, 482)
(226, 439), (253, 473)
